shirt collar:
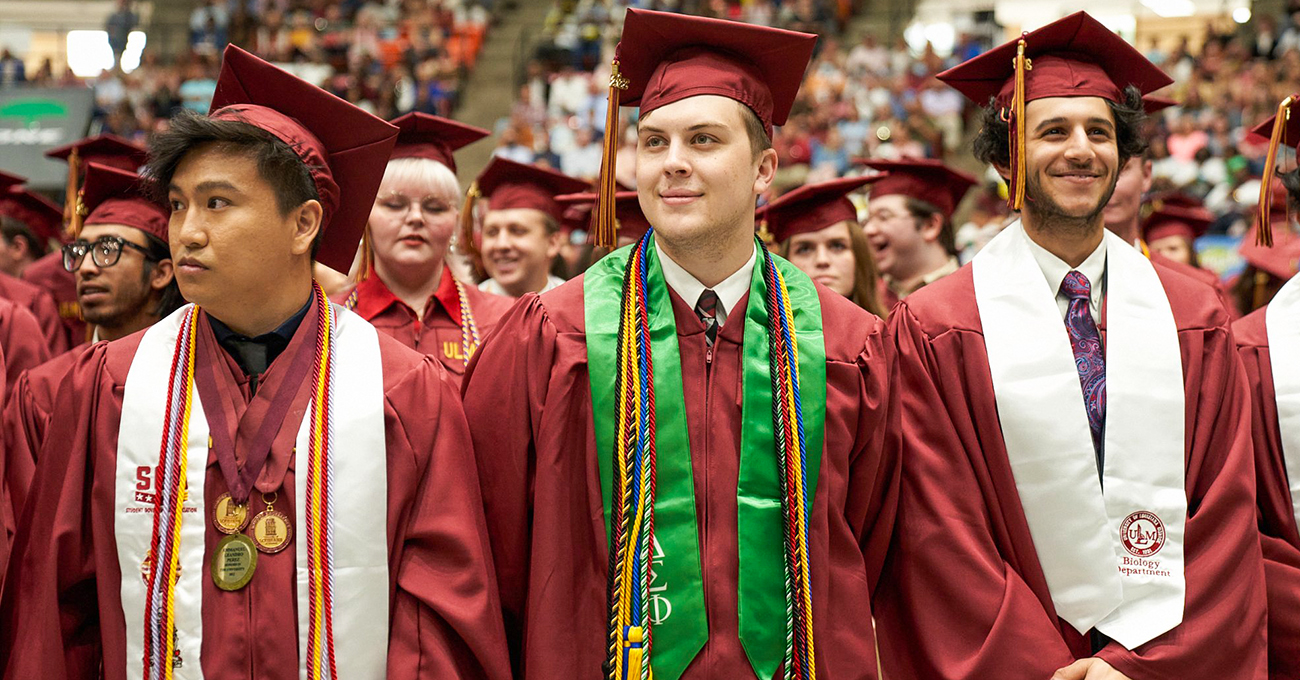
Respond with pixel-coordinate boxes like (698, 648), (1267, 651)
(656, 239), (757, 323)
(352, 267), (462, 326)
(208, 295), (312, 375)
(1023, 227), (1107, 305)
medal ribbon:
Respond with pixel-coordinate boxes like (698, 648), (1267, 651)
(143, 283), (339, 679)
(193, 295), (320, 504)
(141, 306), (198, 680)
(585, 233), (825, 680)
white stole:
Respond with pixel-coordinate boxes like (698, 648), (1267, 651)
(972, 222), (1186, 649)
(115, 303), (389, 679)
(1267, 275), (1300, 528)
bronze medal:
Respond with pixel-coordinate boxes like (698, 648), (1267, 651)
(211, 534), (257, 591)
(251, 491), (292, 554)
(212, 492), (249, 534)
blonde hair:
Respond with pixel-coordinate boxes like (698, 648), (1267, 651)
(379, 157), (461, 206)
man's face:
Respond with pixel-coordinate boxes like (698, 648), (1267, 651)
(1020, 96), (1121, 226)
(167, 143), (318, 320)
(74, 223), (170, 328)
(636, 95), (774, 246)
(0, 235), (27, 276)
(1149, 234), (1195, 266)
(1102, 156), (1152, 237)
(862, 193), (931, 279)
(480, 207), (560, 297)
(368, 170), (456, 277)
(785, 221), (858, 297)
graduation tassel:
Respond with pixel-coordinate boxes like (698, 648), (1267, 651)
(63, 148), (82, 238)
(357, 229), (374, 282)
(757, 216), (774, 245)
(593, 59), (629, 249)
(1258, 95), (1294, 248)
(459, 181), (481, 259)
(1008, 36), (1031, 212)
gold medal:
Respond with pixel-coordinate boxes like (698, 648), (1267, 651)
(211, 534), (257, 591)
(212, 492), (249, 534)
(251, 491), (292, 554)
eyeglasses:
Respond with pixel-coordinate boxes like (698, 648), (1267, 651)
(62, 236), (156, 272)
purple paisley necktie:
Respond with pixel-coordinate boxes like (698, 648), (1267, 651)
(1061, 270), (1106, 477)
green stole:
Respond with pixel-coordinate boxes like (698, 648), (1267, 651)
(585, 237), (827, 679)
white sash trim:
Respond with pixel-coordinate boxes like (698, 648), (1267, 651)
(115, 303), (389, 678)
(1267, 276), (1300, 529)
(973, 223), (1186, 649)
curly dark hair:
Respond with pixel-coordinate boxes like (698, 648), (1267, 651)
(146, 108), (323, 255)
(971, 85), (1149, 174)
(1279, 168), (1300, 213)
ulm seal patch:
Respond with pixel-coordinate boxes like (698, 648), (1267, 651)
(1120, 510), (1166, 557)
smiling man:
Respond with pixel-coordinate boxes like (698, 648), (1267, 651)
(472, 157), (588, 298)
(858, 158), (976, 308)
(462, 9), (899, 679)
(2, 161), (181, 541)
(0, 46), (508, 679)
(874, 12), (1266, 680)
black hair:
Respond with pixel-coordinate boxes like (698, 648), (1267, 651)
(0, 216), (48, 258)
(141, 232), (185, 317)
(971, 85), (1149, 174)
(1279, 168), (1300, 213)
(904, 196), (956, 255)
(146, 108), (324, 256)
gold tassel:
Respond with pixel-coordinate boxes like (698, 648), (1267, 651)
(1009, 36), (1031, 212)
(63, 148), (81, 238)
(357, 228), (374, 282)
(459, 181), (481, 260)
(1253, 269), (1270, 310)
(1257, 95), (1294, 248)
(73, 188), (88, 239)
(757, 217), (774, 244)
(593, 59), (629, 249)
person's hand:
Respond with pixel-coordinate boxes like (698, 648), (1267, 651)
(1051, 657), (1134, 680)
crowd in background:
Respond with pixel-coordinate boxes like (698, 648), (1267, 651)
(5, 0), (1300, 260)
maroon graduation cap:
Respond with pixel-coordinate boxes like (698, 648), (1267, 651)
(78, 162), (169, 243)
(556, 190), (650, 242)
(937, 12), (1171, 211)
(0, 170), (25, 191)
(0, 187), (64, 244)
(207, 44), (400, 271)
(388, 112), (490, 174)
(588, 7), (818, 247)
(472, 157), (589, 222)
(1248, 94), (1300, 247)
(1141, 202), (1213, 244)
(756, 175), (880, 244)
(857, 158), (977, 217)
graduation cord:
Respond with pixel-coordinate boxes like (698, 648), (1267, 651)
(304, 284), (339, 680)
(144, 285), (341, 679)
(455, 278), (481, 365)
(604, 233), (816, 680)
(142, 304), (198, 680)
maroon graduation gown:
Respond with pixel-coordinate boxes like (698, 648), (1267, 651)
(2, 346), (80, 539)
(0, 271), (69, 356)
(461, 276), (900, 679)
(0, 297), (50, 401)
(21, 252), (85, 347)
(876, 263), (1267, 679)
(335, 267), (515, 383)
(0, 303), (510, 680)
(1234, 307), (1300, 679)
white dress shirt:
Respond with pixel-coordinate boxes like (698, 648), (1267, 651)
(656, 241), (758, 328)
(1023, 231), (1107, 325)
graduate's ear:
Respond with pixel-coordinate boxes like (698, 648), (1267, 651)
(918, 212), (945, 244)
(149, 258), (175, 292)
(289, 199), (324, 257)
(753, 147), (778, 197)
(992, 161), (1011, 182)
(545, 227), (564, 259)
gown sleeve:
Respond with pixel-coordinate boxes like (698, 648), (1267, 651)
(0, 345), (110, 680)
(0, 301), (50, 400)
(460, 294), (557, 668)
(874, 302), (1077, 679)
(384, 354), (511, 680)
(1234, 338), (1300, 678)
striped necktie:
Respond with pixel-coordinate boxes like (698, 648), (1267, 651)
(695, 289), (720, 346)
